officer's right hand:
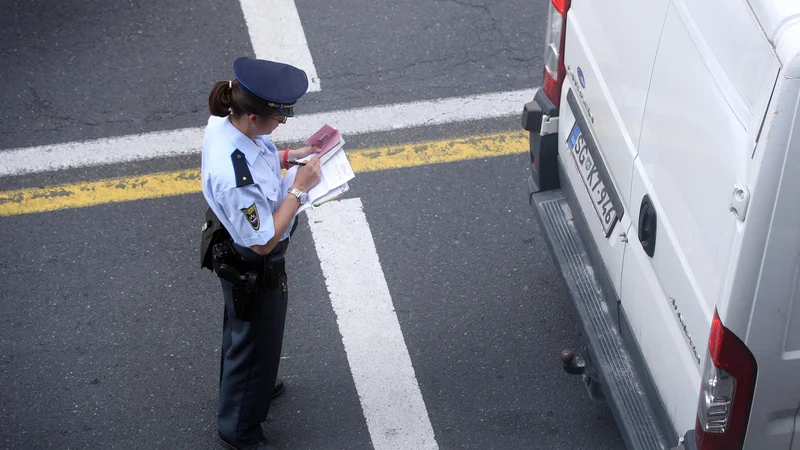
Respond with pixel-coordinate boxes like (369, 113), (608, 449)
(292, 156), (321, 192)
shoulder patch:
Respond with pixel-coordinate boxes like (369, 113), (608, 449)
(241, 203), (260, 230)
(231, 149), (254, 187)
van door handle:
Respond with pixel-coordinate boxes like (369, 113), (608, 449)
(638, 195), (657, 258)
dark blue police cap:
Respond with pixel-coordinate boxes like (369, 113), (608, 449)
(233, 57), (309, 117)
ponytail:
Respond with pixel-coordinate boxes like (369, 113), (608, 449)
(208, 81), (234, 117)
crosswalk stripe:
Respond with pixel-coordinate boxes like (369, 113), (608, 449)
(307, 198), (439, 450)
(0, 89), (534, 177)
(239, 0), (321, 92)
(0, 132), (527, 217)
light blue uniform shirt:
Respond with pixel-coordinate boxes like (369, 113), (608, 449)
(201, 115), (295, 248)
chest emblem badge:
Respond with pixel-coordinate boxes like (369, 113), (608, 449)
(241, 203), (260, 231)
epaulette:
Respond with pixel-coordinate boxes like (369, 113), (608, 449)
(231, 149), (254, 187)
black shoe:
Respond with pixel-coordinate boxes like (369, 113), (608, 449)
(218, 433), (276, 450)
(272, 378), (285, 399)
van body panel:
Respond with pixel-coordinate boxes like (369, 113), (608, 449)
(776, 23), (800, 76)
(739, 74), (800, 449)
(564, 0), (669, 219)
(787, 255), (800, 354)
(681, 0), (779, 137)
(747, 0), (800, 44)
(623, 0), (781, 438)
(630, 0), (751, 350)
(554, 82), (632, 295)
(619, 229), (700, 436)
(720, 76), (797, 343)
(557, 8), (650, 295)
(524, 0), (800, 447)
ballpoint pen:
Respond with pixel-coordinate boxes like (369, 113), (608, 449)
(286, 159), (307, 166)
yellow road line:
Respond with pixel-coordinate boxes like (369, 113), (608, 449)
(0, 131), (527, 216)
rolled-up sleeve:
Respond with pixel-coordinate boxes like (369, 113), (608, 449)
(216, 186), (276, 247)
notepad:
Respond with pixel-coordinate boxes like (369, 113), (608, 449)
(295, 148), (355, 215)
(283, 128), (355, 216)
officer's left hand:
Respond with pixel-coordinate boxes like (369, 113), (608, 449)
(295, 145), (322, 158)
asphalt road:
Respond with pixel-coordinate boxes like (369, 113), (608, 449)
(0, 1), (625, 449)
(0, 0), (546, 150)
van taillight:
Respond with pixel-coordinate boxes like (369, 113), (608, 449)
(695, 309), (757, 450)
(542, 0), (570, 107)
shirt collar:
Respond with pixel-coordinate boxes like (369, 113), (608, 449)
(222, 117), (262, 165)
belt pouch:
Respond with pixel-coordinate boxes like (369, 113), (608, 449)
(263, 251), (286, 291)
(231, 284), (257, 322)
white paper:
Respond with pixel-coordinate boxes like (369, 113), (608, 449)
(315, 148), (355, 192)
(320, 137), (345, 164)
(293, 147), (355, 216)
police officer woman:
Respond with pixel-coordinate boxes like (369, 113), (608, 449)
(201, 57), (321, 450)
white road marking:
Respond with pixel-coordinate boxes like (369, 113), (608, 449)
(306, 198), (439, 450)
(238, 0), (321, 92)
(0, 89), (535, 177)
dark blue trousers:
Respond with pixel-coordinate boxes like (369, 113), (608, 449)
(217, 274), (288, 445)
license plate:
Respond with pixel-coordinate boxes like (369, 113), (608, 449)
(567, 122), (618, 235)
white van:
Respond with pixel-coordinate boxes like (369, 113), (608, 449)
(521, 0), (800, 448)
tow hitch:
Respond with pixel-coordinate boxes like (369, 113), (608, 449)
(560, 349), (585, 374)
(561, 349), (605, 401)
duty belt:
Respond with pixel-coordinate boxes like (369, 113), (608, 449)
(201, 207), (291, 322)
(214, 239), (287, 292)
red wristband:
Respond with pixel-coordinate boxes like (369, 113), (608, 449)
(283, 149), (290, 168)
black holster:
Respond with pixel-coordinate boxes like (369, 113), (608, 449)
(201, 207), (289, 322)
(201, 207), (229, 271)
(211, 241), (258, 321)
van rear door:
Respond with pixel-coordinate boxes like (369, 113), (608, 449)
(561, 0), (670, 294)
(621, 0), (780, 437)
